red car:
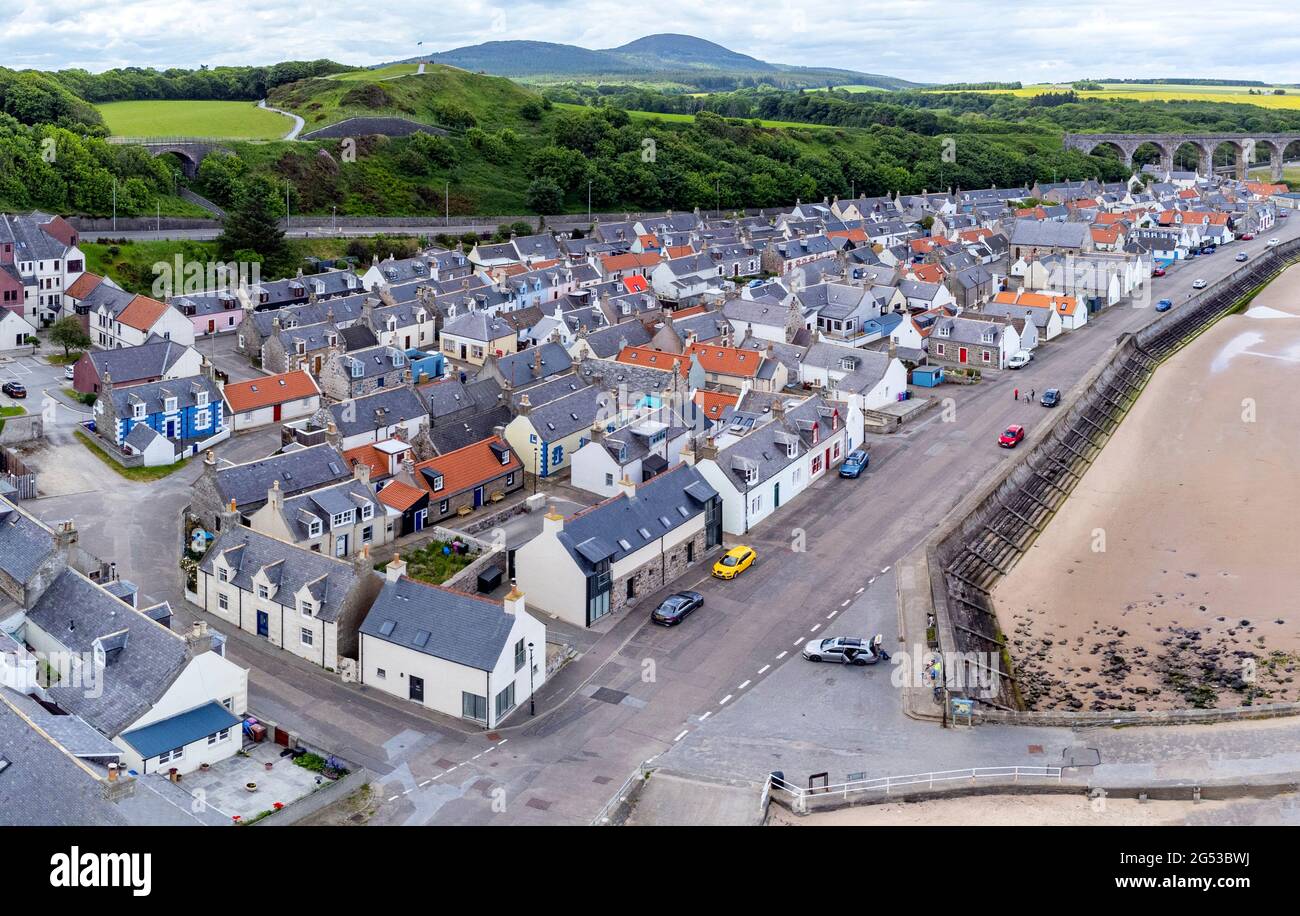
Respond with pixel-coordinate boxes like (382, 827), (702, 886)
(1151, 267), (1166, 278)
(1240, 233), (1255, 240)
(999, 424), (1025, 448)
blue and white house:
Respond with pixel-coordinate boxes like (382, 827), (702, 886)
(94, 373), (228, 465)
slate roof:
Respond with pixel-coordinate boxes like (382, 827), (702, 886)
(441, 311), (514, 343)
(277, 479), (381, 540)
(214, 443), (351, 508)
(201, 527), (367, 623)
(802, 341), (893, 393)
(1010, 220), (1090, 249)
(579, 320), (653, 358)
(109, 376), (219, 419)
(0, 499), (58, 588)
(555, 464), (716, 571)
(360, 577), (517, 671)
(329, 386), (426, 439)
(489, 342), (573, 388)
(341, 345), (407, 380)
(523, 383), (609, 440)
(30, 570), (190, 738)
(119, 701), (240, 760)
(88, 338), (192, 384)
(429, 405), (514, 454)
(713, 395), (848, 492)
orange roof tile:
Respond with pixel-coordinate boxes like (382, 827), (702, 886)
(665, 244), (695, 259)
(693, 389), (738, 419)
(343, 444), (391, 481)
(827, 228), (868, 243)
(622, 275), (648, 294)
(377, 480), (427, 512)
(411, 436), (520, 496)
(600, 252), (661, 272)
(66, 272), (104, 300)
(116, 295), (168, 332)
(684, 342), (764, 378)
(616, 346), (688, 374)
(1090, 226), (1121, 244)
(223, 370), (320, 412)
(671, 304), (708, 318)
(910, 263), (946, 283)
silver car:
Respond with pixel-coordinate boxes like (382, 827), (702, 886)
(803, 635), (886, 665)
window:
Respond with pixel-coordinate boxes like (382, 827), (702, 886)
(221, 697), (234, 711)
(361, 503), (374, 521)
(217, 567), (228, 583)
(308, 520), (322, 538)
(207, 728), (230, 746)
(218, 592), (229, 611)
(432, 475), (444, 492)
(605, 473), (614, 487)
(301, 601), (313, 618)
(505, 472), (515, 486)
(514, 638), (526, 672)
(158, 746), (185, 764)
(301, 627), (314, 647)
(196, 391), (209, 408)
(330, 510), (354, 528)
(362, 525), (373, 543)
(257, 584), (269, 600)
(462, 692), (487, 722)
(132, 403), (145, 420)
(376, 668), (386, 679)
(495, 682), (516, 720)
(195, 409), (210, 429)
(164, 397), (177, 413)
(686, 541), (695, 563)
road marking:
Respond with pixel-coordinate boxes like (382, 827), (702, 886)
(483, 746), (495, 754)
(419, 780), (431, 787)
(810, 624), (821, 633)
(699, 711), (712, 721)
(868, 577), (876, 585)
(881, 566), (890, 573)
(499, 738), (509, 746)
(776, 651), (788, 659)
(448, 765), (459, 772)
(855, 587), (865, 595)
(674, 729), (689, 742)
(793, 637), (805, 646)
(738, 680), (751, 690)
(758, 665), (770, 674)
(719, 695), (733, 705)
(388, 795), (400, 802)
(827, 610), (837, 619)
(841, 599), (851, 607)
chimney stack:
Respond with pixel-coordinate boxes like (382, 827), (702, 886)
(385, 553), (407, 583)
(617, 477), (638, 500)
(542, 507), (565, 535)
(503, 581), (525, 616)
(268, 479), (284, 511)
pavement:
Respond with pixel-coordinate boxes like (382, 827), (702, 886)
(25, 217), (1300, 826)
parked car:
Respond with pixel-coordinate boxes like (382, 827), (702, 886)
(1040, 389), (1061, 408)
(1202, 246), (1216, 255)
(839, 448), (869, 478)
(650, 591), (704, 627)
(1155, 299), (1173, 312)
(999, 424), (1025, 448)
(1192, 278), (1207, 289)
(803, 635), (886, 665)
(712, 545), (755, 579)
(1152, 267), (1167, 277)
(64, 365), (75, 380)
(1268, 238), (1280, 247)
(1240, 233), (1255, 241)
(1236, 252), (1248, 262)
(1, 382), (26, 399)
(1007, 350), (1033, 370)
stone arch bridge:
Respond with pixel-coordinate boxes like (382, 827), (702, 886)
(1064, 132), (1300, 180)
(105, 137), (233, 178)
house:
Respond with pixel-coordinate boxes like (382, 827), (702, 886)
(616, 342), (788, 393)
(0, 308), (35, 352)
(195, 527), (383, 671)
(319, 345), (411, 401)
(502, 383), (610, 479)
(985, 291), (1068, 341)
(514, 464), (722, 627)
(477, 342), (573, 391)
(245, 469), (391, 559)
(376, 478), (430, 536)
(798, 342), (909, 411)
(72, 338), (202, 396)
(928, 315), (1025, 369)
(898, 279), (957, 312)
(1009, 220), (1092, 262)
(93, 373), (226, 465)
(690, 394), (861, 534)
(439, 311), (517, 366)
(723, 295), (804, 344)
(0, 213), (86, 326)
(407, 436), (523, 522)
(222, 370), (322, 431)
(571, 415), (690, 498)
(90, 291), (195, 350)
(343, 437), (415, 490)
(359, 567), (546, 726)
(190, 443), (353, 534)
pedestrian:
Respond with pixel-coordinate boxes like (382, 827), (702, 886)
(1030, 388), (1035, 401)
(1014, 387), (1019, 401)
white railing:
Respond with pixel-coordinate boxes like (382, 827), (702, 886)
(770, 765), (1063, 806)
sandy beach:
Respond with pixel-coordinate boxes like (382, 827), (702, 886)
(993, 263), (1300, 711)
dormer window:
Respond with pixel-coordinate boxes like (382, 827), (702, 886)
(164, 397), (177, 413)
(308, 519), (322, 538)
(350, 361), (363, 378)
(432, 475), (444, 492)
(257, 584), (269, 600)
(132, 402), (145, 419)
(361, 503), (373, 521)
(301, 600), (314, 618)
(196, 390), (209, 408)
(330, 510), (354, 528)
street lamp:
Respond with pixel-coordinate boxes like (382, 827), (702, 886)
(527, 642), (535, 716)
(532, 444), (539, 493)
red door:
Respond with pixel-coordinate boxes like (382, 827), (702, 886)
(958, 347), (968, 364)
(207, 319), (215, 333)
(273, 403), (282, 422)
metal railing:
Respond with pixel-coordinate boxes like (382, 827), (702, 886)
(770, 765), (1064, 804)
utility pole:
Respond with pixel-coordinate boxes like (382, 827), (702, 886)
(587, 179), (592, 224)
(715, 178), (720, 217)
(112, 178), (117, 233)
(445, 181), (449, 221)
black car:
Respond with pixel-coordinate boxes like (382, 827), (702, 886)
(1040, 388), (1061, 408)
(1, 382), (26, 399)
(650, 591), (704, 626)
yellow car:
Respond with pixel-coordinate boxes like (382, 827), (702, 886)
(712, 545), (756, 579)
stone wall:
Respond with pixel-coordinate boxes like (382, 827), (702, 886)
(610, 529), (707, 616)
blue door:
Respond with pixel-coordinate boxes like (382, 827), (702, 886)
(256, 611), (269, 638)
(473, 487), (484, 508)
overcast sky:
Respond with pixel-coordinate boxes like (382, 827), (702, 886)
(5, 0), (1300, 84)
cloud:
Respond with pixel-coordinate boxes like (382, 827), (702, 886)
(3, 0), (1300, 83)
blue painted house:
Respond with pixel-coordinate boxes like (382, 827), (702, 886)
(94, 373), (226, 464)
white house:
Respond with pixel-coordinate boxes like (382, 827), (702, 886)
(798, 342), (909, 411)
(0, 308), (36, 351)
(222, 370), (322, 432)
(570, 417), (689, 498)
(358, 564), (546, 727)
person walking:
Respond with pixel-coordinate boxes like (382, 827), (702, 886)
(1030, 388), (1035, 401)
(1014, 387), (1019, 401)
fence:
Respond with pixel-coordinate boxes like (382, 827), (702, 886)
(0, 446), (37, 499)
(590, 760), (654, 825)
(769, 765), (1064, 812)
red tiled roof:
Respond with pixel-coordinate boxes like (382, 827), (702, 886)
(222, 370), (319, 412)
(116, 295), (168, 332)
(66, 272), (104, 300)
(616, 346), (688, 374)
(601, 252), (661, 272)
(693, 389), (738, 419)
(411, 436), (520, 497)
(665, 244), (695, 259)
(684, 342), (763, 378)
(377, 480), (426, 511)
(622, 275), (648, 294)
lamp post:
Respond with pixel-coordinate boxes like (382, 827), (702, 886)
(532, 444), (539, 493)
(527, 642), (535, 716)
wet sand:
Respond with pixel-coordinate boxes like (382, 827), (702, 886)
(993, 264), (1300, 711)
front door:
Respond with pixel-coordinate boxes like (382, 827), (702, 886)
(273, 403), (282, 422)
(256, 611), (269, 638)
(165, 418), (177, 438)
(773, 481), (780, 508)
(207, 320), (215, 333)
(409, 675), (424, 702)
(958, 347), (968, 364)
(414, 508), (426, 532)
(473, 486), (484, 508)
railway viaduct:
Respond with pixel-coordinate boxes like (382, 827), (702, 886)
(1064, 132), (1300, 180)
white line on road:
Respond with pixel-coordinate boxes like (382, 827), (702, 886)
(674, 729), (689, 741)
(699, 711), (712, 721)
(810, 624), (821, 633)
(855, 587), (865, 595)
(793, 637), (805, 646)
(841, 599), (851, 607)
(881, 566), (890, 573)
(827, 610), (837, 619)
(419, 780), (431, 787)
(776, 651), (788, 659)
(738, 680), (751, 690)
(388, 795), (399, 802)
(483, 746), (495, 753)
(758, 665), (770, 674)
(719, 694), (733, 705)
(868, 577), (876, 584)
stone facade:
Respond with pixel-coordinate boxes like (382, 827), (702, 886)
(318, 348), (411, 401)
(608, 527), (708, 617)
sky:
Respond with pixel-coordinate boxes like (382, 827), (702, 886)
(4, 0), (1300, 84)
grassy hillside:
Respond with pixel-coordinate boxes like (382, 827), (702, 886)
(96, 100), (294, 138)
(267, 65), (544, 132)
(326, 64), (421, 82)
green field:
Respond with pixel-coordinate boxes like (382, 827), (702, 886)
(327, 64), (421, 81)
(96, 100), (294, 139)
(944, 82), (1300, 110)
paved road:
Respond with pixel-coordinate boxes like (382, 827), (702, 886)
(258, 99), (305, 141)
(80, 216), (603, 243)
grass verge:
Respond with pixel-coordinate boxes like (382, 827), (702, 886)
(75, 430), (188, 481)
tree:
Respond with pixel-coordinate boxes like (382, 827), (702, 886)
(216, 174), (292, 275)
(526, 177), (564, 215)
(49, 316), (90, 358)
